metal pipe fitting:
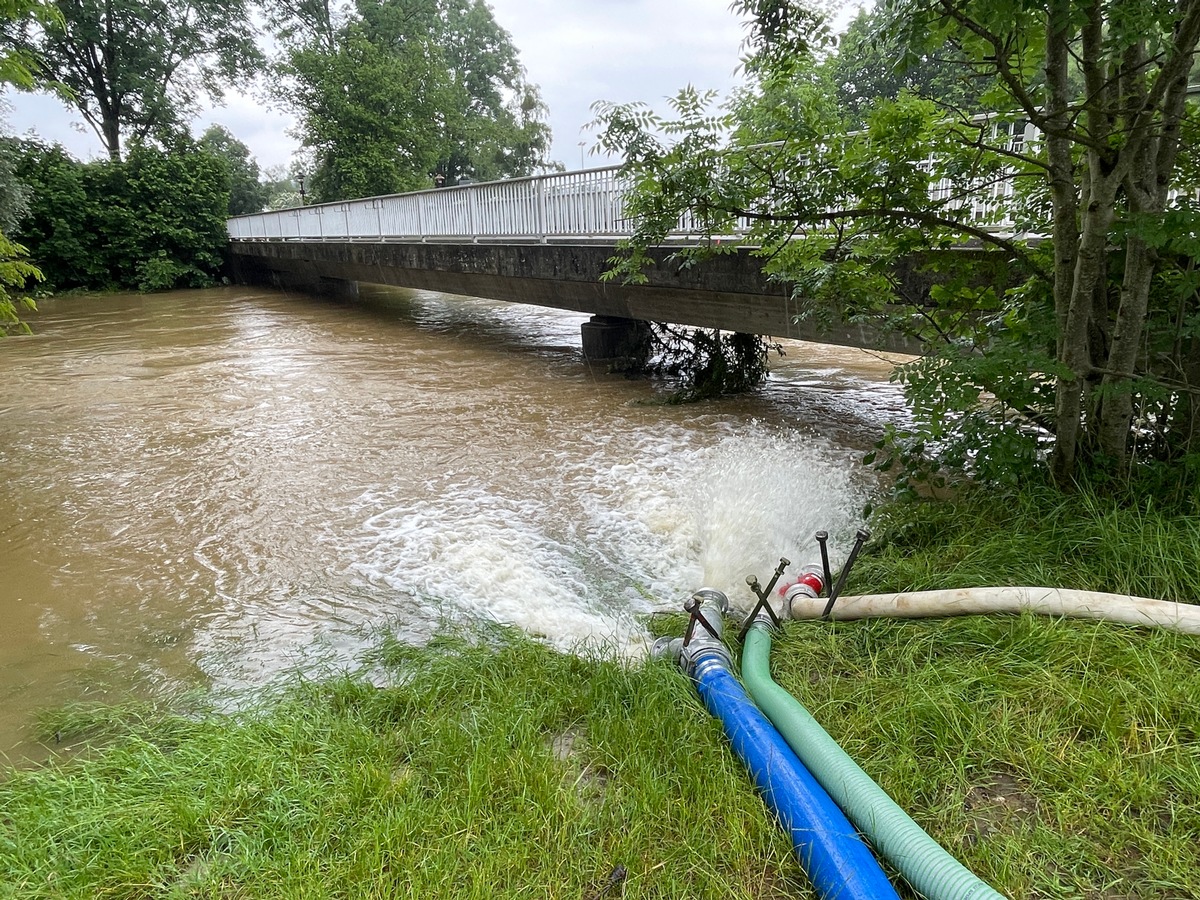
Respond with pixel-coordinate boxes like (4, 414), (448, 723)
(823, 528), (870, 619)
(783, 565), (826, 619)
(680, 588), (731, 674)
(652, 636), (684, 664)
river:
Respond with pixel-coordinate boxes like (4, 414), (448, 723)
(0, 284), (907, 760)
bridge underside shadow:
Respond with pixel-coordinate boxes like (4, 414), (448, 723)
(228, 240), (923, 357)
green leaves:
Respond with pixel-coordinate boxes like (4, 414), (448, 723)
(0, 231), (41, 335)
(594, 0), (1200, 491)
(732, 0), (833, 78)
(199, 125), (269, 217)
(829, 3), (991, 126)
(2, 0), (263, 160)
(275, 0), (553, 203)
(11, 138), (228, 293)
(0, 0), (61, 89)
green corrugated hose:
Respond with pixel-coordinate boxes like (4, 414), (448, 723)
(741, 623), (1006, 900)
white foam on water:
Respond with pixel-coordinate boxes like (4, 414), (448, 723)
(343, 423), (868, 656)
(566, 423), (869, 612)
(564, 428), (710, 607)
(190, 420), (872, 688)
(348, 486), (651, 656)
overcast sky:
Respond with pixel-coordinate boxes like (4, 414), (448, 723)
(2, 1), (841, 173)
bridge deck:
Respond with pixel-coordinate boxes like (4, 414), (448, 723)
(229, 238), (928, 355)
(226, 165), (999, 355)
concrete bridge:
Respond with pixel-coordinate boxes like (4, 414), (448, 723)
(227, 166), (987, 358)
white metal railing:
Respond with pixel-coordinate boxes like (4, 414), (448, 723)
(227, 134), (1197, 244)
(227, 167), (635, 244)
(225, 160), (1026, 244)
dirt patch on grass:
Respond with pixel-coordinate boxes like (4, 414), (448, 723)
(550, 727), (611, 800)
(964, 771), (1038, 841)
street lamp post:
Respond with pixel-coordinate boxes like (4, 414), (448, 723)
(297, 173), (307, 204)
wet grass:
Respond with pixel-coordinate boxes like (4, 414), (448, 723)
(3, 485), (1200, 898)
(852, 483), (1200, 603)
(1, 631), (803, 900)
(4, 617), (1200, 898)
(768, 615), (1200, 899)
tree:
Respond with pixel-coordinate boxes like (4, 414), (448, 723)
(594, 0), (1200, 491)
(8, 140), (101, 289)
(116, 139), (230, 290)
(199, 124), (269, 216)
(425, 0), (552, 184)
(0, 228), (40, 336)
(259, 163), (305, 210)
(12, 137), (230, 292)
(0, 0), (56, 86)
(0, 135), (31, 232)
(0, 0), (57, 334)
(272, 0), (552, 202)
(825, 5), (987, 124)
(284, 12), (452, 200)
(0, 0), (262, 160)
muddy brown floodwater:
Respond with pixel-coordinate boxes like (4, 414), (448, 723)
(0, 284), (908, 761)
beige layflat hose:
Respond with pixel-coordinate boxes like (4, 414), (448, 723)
(786, 586), (1200, 635)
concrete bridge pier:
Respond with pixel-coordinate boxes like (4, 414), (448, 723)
(580, 315), (651, 371)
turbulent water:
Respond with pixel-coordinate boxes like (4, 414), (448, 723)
(0, 284), (908, 759)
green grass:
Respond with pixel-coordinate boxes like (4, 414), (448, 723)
(4, 485), (1200, 898)
(5, 618), (1200, 899)
(853, 483), (1200, 603)
(0, 630), (803, 900)
(767, 615), (1200, 898)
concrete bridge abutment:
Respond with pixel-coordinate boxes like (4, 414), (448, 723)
(226, 250), (358, 301)
(316, 276), (360, 301)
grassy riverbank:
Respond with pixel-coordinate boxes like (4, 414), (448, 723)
(856, 482), (1200, 602)
(3, 486), (1200, 899)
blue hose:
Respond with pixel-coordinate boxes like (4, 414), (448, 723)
(692, 651), (900, 900)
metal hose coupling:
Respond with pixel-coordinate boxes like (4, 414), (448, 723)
(651, 636), (684, 664)
(680, 588), (731, 675)
(780, 566), (826, 620)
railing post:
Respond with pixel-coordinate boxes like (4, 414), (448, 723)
(468, 187), (478, 242)
(375, 199), (383, 239)
(418, 194), (426, 241)
(536, 177), (547, 242)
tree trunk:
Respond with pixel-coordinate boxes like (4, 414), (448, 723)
(1096, 234), (1155, 465)
(1051, 174), (1117, 485)
(1173, 333), (1200, 456)
(102, 115), (121, 161)
(1093, 4), (1199, 468)
(1044, 3), (1082, 486)
(102, 0), (121, 160)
